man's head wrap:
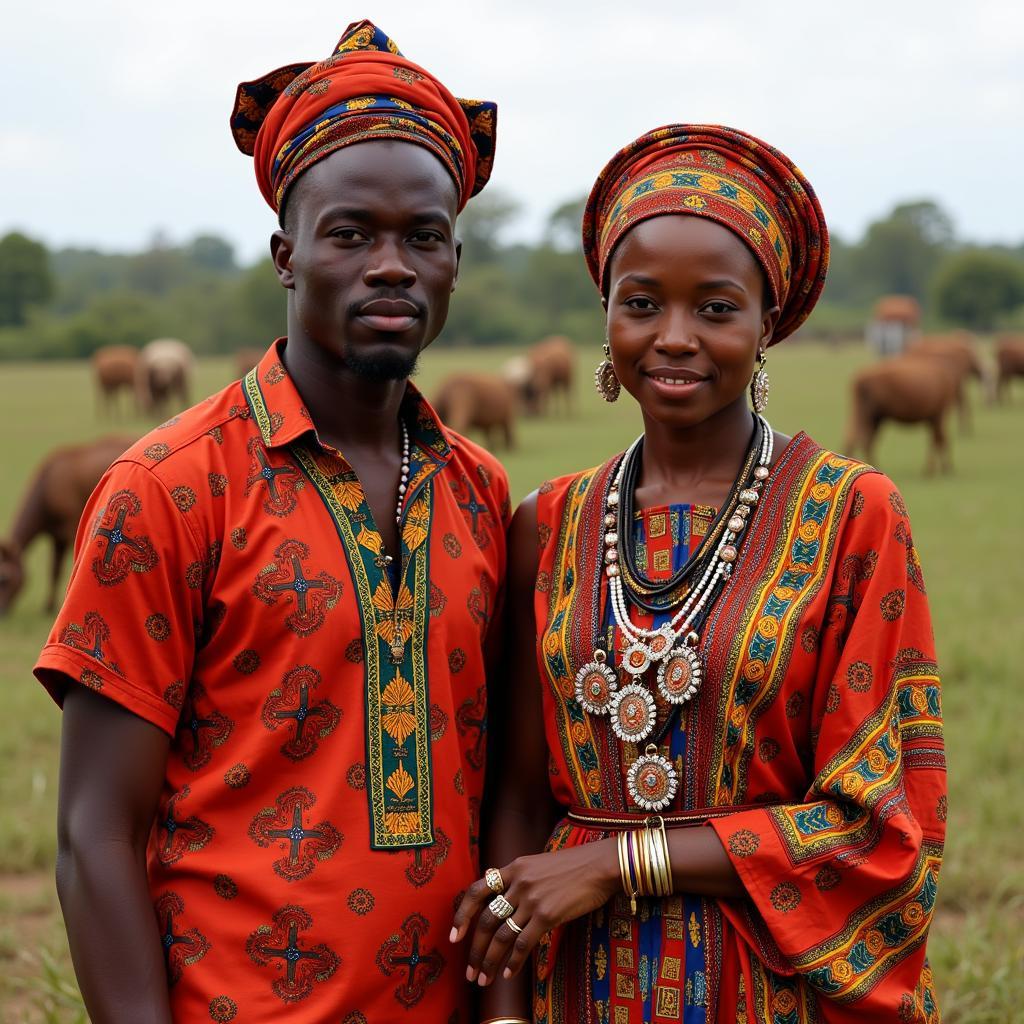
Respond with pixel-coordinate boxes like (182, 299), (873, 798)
(230, 20), (496, 219)
(583, 125), (828, 343)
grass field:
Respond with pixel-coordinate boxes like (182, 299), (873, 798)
(0, 343), (1021, 1021)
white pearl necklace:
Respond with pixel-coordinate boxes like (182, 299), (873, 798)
(395, 420), (410, 527)
(607, 416), (773, 657)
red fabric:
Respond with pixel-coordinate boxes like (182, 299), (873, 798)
(582, 125), (829, 343)
(35, 341), (510, 1020)
(231, 21), (493, 214)
(254, 55), (477, 211)
(532, 436), (944, 1022)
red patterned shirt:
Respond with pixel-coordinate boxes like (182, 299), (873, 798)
(35, 341), (509, 1021)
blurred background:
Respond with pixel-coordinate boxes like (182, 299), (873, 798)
(1, 1), (1021, 1020)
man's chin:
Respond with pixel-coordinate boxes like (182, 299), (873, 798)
(341, 345), (420, 383)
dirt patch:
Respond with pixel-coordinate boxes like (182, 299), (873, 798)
(0, 871), (70, 1023)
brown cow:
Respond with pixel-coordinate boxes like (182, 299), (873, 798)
(0, 435), (134, 615)
(432, 373), (517, 450)
(905, 332), (989, 431)
(995, 334), (1024, 402)
(92, 345), (139, 418)
(136, 338), (194, 418)
(509, 335), (576, 416)
(845, 356), (959, 475)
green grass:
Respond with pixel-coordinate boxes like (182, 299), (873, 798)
(0, 343), (1021, 1020)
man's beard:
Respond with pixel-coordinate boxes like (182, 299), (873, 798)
(342, 346), (420, 382)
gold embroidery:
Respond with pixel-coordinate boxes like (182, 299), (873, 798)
(656, 986), (682, 1018)
(614, 974), (636, 999)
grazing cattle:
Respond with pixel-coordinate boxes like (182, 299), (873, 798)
(905, 332), (989, 431)
(433, 373), (517, 450)
(234, 347), (264, 378)
(92, 345), (139, 418)
(845, 356), (959, 475)
(995, 335), (1024, 402)
(507, 335), (576, 416)
(0, 436), (134, 615)
(136, 338), (194, 418)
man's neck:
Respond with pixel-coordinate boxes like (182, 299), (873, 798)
(281, 335), (406, 454)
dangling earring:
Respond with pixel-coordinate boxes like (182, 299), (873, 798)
(595, 341), (620, 403)
(750, 349), (769, 413)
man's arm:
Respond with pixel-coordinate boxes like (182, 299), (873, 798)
(55, 683), (173, 1024)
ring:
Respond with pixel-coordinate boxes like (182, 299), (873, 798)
(485, 867), (505, 894)
(505, 917), (523, 935)
(488, 894), (515, 920)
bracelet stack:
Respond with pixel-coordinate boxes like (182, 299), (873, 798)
(616, 816), (673, 913)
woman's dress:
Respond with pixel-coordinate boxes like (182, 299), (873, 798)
(531, 434), (944, 1024)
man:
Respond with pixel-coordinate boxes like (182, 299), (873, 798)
(35, 20), (507, 1021)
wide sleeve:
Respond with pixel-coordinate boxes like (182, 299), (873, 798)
(34, 458), (205, 736)
(709, 470), (945, 1021)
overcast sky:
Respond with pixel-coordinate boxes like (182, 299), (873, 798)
(3, 0), (1021, 262)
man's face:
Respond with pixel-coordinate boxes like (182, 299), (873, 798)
(272, 141), (461, 380)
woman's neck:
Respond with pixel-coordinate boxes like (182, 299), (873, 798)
(634, 397), (755, 511)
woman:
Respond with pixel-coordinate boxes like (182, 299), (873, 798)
(453, 125), (945, 1023)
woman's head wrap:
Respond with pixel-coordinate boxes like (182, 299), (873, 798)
(230, 20), (496, 218)
(583, 125), (828, 343)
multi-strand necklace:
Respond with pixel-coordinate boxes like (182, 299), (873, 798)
(574, 414), (773, 811)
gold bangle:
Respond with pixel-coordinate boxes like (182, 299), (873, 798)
(618, 831), (638, 914)
(647, 819), (663, 892)
(626, 831), (643, 907)
(644, 825), (663, 897)
(636, 827), (653, 897)
(654, 816), (674, 896)
(645, 826), (666, 897)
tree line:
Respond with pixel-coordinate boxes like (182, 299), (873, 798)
(1, 196), (1023, 361)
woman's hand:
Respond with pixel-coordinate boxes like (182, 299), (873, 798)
(451, 839), (620, 986)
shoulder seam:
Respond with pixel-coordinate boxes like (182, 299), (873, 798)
(106, 457), (206, 563)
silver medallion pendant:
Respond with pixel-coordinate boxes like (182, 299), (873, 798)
(627, 745), (679, 811)
(620, 640), (651, 677)
(646, 626), (675, 662)
(575, 653), (619, 715)
(609, 683), (657, 742)
(657, 644), (703, 705)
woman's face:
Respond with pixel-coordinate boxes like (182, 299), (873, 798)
(605, 214), (779, 430)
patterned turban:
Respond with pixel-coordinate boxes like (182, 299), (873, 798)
(582, 125), (828, 343)
(230, 20), (497, 217)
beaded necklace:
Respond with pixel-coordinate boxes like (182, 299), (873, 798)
(574, 414), (773, 811)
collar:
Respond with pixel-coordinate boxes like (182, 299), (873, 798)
(243, 339), (454, 465)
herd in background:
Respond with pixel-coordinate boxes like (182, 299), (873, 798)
(2, 325), (1023, 618)
(92, 338), (195, 419)
(434, 335), (575, 450)
(846, 294), (1024, 474)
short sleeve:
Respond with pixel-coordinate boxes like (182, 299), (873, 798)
(34, 459), (205, 736)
